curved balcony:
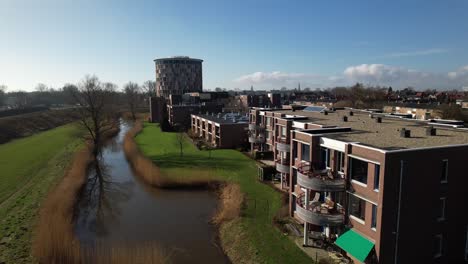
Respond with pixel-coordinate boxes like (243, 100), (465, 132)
(297, 165), (345, 192)
(296, 194), (345, 226)
(276, 137), (290, 152)
(249, 136), (265, 143)
(276, 159), (290, 174)
(248, 124), (265, 131)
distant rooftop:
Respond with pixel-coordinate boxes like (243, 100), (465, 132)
(270, 109), (468, 150)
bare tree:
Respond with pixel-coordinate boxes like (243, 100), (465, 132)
(174, 124), (185, 157)
(69, 75), (119, 155)
(0, 85), (6, 106)
(35, 83), (48, 92)
(123, 82), (140, 120)
(141, 80), (156, 97)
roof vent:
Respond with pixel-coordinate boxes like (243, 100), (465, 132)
(349, 111), (354, 116)
(376, 117), (382, 123)
(426, 126), (436, 136)
(323, 111), (328, 115)
(343, 116), (348, 122)
(400, 128), (411, 138)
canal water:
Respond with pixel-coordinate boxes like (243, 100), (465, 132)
(74, 121), (229, 263)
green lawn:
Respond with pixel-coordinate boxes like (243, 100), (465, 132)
(0, 124), (82, 263)
(136, 122), (312, 264)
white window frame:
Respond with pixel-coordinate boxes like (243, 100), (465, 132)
(437, 197), (446, 222)
(441, 159), (448, 183)
(434, 234), (443, 258)
(374, 164), (380, 192)
(371, 204), (377, 230)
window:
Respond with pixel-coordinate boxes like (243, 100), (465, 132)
(441, 159), (448, 183)
(292, 141), (298, 160)
(320, 148), (331, 169)
(434, 234), (443, 258)
(437, 197), (446, 222)
(301, 144), (310, 162)
(281, 126), (287, 137)
(336, 151), (345, 173)
(266, 117), (271, 126)
(266, 131), (271, 139)
(350, 158), (369, 185)
(348, 194), (366, 222)
(371, 204), (377, 229)
(374, 164), (380, 191)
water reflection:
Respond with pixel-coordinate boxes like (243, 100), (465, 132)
(75, 155), (132, 240)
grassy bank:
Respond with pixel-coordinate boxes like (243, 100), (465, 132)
(136, 122), (311, 264)
(0, 124), (82, 263)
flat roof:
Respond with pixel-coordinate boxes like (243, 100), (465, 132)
(272, 109), (468, 150)
(194, 114), (249, 125)
(154, 56), (203, 62)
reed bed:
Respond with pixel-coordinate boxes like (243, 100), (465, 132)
(123, 121), (218, 189)
(212, 183), (243, 224)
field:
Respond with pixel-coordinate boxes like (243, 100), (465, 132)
(136, 122), (311, 264)
(0, 124), (82, 263)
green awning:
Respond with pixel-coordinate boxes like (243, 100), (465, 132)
(335, 229), (374, 262)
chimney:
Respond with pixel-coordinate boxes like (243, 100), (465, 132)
(343, 116), (348, 122)
(376, 117), (382, 123)
(400, 128), (411, 138)
(349, 111), (354, 116)
(426, 126), (436, 136)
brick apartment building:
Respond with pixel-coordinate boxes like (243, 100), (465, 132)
(191, 112), (249, 148)
(249, 107), (468, 263)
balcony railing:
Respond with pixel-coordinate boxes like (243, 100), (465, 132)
(297, 165), (346, 192)
(248, 123), (265, 131)
(276, 137), (290, 152)
(249, 136), (265, 144)
(296, 193), (345, 226)
(275, 159), (290, 174)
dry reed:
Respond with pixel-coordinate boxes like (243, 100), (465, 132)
(212, 183), (243, 224)
(32, 145), (92, 264)
(123, 121), (218, 189)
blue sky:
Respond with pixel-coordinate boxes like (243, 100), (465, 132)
(1, 0), (468, 91)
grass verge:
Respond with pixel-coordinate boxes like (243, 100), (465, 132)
(135, 122), (312, 264)
(0, 124), (82, 263)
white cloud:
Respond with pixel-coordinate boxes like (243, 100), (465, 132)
(377, 48), (448, 59)
(234, 64), (468, 90)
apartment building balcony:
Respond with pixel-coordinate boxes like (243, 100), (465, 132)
(296, 193), (345, 226)
(248, 124), (265, 131)
(249, 135), (265, 144)
(276, 137), (290, 152)
(275, 159), (290, 174)
(297, 165), (345, 192)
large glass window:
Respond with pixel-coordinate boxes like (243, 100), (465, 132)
(349, 194), (366, 221)
(350, 158), (368, 185)
(301, 144), (310, 162)
(371, 204), (377, 229)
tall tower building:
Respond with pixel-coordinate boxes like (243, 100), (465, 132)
(154, 56), (203, 99)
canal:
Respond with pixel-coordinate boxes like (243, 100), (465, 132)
(74, 121), (229, 263)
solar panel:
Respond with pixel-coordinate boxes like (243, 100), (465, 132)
(303, 106), (326, 112)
